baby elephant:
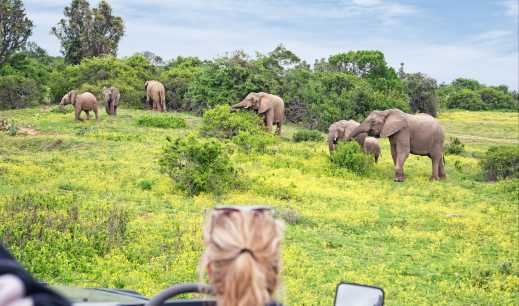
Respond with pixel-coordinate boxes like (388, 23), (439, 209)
(103, 87), (120, 116)
(363, 137), (381, 163)
(60, 90), (99, 121)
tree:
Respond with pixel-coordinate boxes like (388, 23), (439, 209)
(404, 72), (438, 116)
(447, 89), (486, 110)
(0, 0), (33, 65)
(451, 78), (481, 91)
(52, 0), (124, 64)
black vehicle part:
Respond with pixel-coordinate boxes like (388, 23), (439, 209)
(146, 283), (214, 306)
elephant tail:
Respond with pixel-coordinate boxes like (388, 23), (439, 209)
(443, 154), (446, 166)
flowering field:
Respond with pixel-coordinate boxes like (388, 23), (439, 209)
(0, 108), (517, 305)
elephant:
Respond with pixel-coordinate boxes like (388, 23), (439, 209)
(231, 92), (285, 135)
(60, 90), (99, 121)
(327, 120), (368, 152)
(144, 80), (166, 112)
(363, 137), (381, 163)
(328, 120), (379, 162)
(103, 86), (120, 116)
(348, 108), (445, 181)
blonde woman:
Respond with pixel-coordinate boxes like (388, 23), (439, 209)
(201, 206), (284, 306)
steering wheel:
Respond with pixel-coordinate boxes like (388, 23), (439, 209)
(145, 283), (215, 306)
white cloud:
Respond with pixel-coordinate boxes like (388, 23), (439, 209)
(352, 0), (383, 7)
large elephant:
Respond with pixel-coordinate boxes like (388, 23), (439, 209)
(349, 109), (445, 181)
(327, 120), (365, 152)
(103, 86), (120, 116)
(60, 90), (99, 121)
(231, 92), (285, 135)
(144, 80), (166, 112)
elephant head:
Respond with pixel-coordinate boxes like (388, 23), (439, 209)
(349, 109), (408, 140)
(103, 87), (115, 114)
(60, 90), (78, 106)
(231, 92), (270, 113)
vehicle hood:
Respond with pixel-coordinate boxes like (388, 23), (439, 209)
(52, 286), (148, 306)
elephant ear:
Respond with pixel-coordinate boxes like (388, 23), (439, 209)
(381, 110), (407, 137)
(68, 91), (77, 105)
(257, 94), (272, 114)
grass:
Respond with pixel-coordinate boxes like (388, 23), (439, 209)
(0, 108), (517, 305)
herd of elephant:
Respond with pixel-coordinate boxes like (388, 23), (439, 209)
(59, 80), (166, 120)
(58, 83), (446, 182)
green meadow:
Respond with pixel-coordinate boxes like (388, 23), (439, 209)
(0, 108), (517, 305)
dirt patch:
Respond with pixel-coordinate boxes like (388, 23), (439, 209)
(17, 127), (39, 136)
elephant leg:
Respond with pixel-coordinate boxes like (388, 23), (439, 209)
(94, 107), (99, 122)
(394, 147), (409, 182)
(390, 143), (397, 166)
(439, 155), (446, 179)
(430, 155), (441, 180)
(264, 112), (274, 133)
(114, 105), (118, 116)
(75, 106), (82, 121)
(375, 154), (379, 163)
(275, 122), (282, 135)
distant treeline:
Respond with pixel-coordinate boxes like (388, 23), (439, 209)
(1, 46), (517, 130)
(0, 45), (518, 129)
(0, 0), (517, 130)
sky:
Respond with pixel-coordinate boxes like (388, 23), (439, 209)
(24, 0), (519, 89)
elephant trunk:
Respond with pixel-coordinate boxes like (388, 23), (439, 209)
(348, 123), (370, 141)
(230, 100), (247, 112)
(354, 132), (367, 146)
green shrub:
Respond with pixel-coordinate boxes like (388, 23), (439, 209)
(447, 89), (486, 110)
(293, 129), (323, 142)
(200, 105), (263, 138)
(445, 137), (465, 155)
(136, 114), (187, 129)
(0, 75), (43, 110)
(159, 134), (240, 196)
(48, 55), (158, 108)
(480, 145), (519, 181)
(330, 141), (373, 175)
(137, 179), (153, 190)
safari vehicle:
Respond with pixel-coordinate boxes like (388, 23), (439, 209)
(55, 282), (384, 306)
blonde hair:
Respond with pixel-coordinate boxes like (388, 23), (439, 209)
(201, 208), (284, 306)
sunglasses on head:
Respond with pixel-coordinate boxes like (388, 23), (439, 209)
(213, 205), (273, 215)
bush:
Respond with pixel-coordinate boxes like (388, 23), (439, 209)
(480, 145), (519, 181)
(447, 89), (486, 110)
(200, 105), (263, 139)
(293, 129), (323, 142)
(137, 179), (153, 190)
(48, 55), (158, 108)
(445, 137), (465, 155)
(0, 75), (43, 110)
(136, 114), (187, 129)
(159, 134), (240, 195)
(330, 141), (373, 175)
